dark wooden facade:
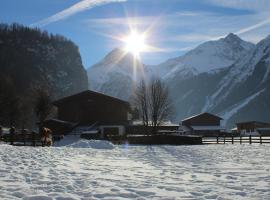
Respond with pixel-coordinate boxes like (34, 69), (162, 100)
(236, 121), (270, 136)
(236, 121), (270, 132)
(53, 90), (131, 126)
(182, 113), (222, 127)
(181, 113), (223, 136)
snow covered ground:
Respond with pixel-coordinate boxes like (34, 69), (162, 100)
(0, 141), (269, 200)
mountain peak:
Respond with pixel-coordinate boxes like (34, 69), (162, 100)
(224, 33), (241, 42)
(104, 48), (134, 61)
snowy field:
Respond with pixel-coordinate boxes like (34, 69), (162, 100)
(0, 140), (269, 200)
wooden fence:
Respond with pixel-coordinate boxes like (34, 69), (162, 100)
(203, 135), (270, 144)
(1, 133), (44, 146)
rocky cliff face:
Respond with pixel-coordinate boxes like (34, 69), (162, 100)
(0, 23), (88, 98)
(0, 23), (88, 127)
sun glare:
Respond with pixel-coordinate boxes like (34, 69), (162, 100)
(123, 30), (147, 56)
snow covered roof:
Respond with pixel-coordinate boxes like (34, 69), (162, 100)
(179, 125), (192, 132)
(82, 130), (99, 134)
(191, 126), (225, 131)
(181, 112), (223, 122)
(132, 121), (179, 127)
(257, 128), (270, 131)
(44, 118), (76, 126)
(68, 125), (99, 135)
(236, 121), (270, 126)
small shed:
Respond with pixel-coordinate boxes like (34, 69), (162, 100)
(236, 121), (270, 136)
(181, 112), (225, 136)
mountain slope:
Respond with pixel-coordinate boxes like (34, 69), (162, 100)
(0, 24), (88, 97)
(0, 23), (88, 127)
(168, 35), (270, 127)
(87, 33), (270, 128)
(87, 48), (147, 100)
(157, 33), (254, 80)
(88, 33), (254, 100)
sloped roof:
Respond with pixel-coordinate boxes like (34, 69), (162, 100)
(190, 126), (225, 131)
(181, 112), (223, 122)
(236, 121), (270, 126)
(53, 90), (129, 107)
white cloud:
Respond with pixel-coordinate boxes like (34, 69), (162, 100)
(236, 17), (270, 35)
(31, 0), (126, 27)
(85, 11), (204, 28)
(206, 0), (270, 11)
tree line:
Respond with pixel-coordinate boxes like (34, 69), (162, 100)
(0, 75), (53, 131)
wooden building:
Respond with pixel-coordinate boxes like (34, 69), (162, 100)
(236, 121), (270, 136)
(180, 112), (225, 136)
(53, 90), (131, 125)
(52, 90), (131, 137)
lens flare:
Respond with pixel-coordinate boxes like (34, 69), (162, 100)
(123, 30), (147, 57)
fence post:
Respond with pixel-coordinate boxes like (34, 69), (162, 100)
(217, 136), (219, 144)
(232, 136), (234, 144)
(240, 136), (242, 144)
(260, 135), (262, 144)
(249, 135), (252, 144)
(32, 132), (36, 147)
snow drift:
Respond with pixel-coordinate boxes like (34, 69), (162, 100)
(54, 135), (114, 149)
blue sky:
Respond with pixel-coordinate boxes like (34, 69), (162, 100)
(1, 0), (270, 68)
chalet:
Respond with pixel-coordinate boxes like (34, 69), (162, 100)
(180, 112), (225, 136)
(236, 121), (270, 136)
(52, 90), (131, 137)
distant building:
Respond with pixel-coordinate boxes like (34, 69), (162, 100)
(180, 112), (225, 136)
(52, 90), (131, 137)
(236, 121), (270, 136)
(126, 121), (180, 135)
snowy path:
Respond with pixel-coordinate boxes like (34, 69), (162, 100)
(0, 142), (269, 200)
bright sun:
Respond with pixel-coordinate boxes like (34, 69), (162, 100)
(123, 30), (147, 56)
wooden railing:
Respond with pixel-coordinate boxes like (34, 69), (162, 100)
(1, 133), (43, 146)
(203, 136), (270, 144)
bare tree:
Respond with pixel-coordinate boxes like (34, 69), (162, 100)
(132, 80), (149, 127)
(33, 86), (52, 132)
(132, 78), (173, 134)
(149, 78), (173, 133)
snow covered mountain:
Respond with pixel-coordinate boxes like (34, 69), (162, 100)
(208, 35), (270, 126)
(167, 34), (270, 127)
(87, 33), (270, 128)
(87, 48), (148, 100)
(156, 33), (254, 80)
(88, 33), (253, 99)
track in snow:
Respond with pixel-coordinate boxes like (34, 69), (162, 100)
(0, 142), (269, 200)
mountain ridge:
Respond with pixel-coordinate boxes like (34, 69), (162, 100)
(87, 33), (270, 128)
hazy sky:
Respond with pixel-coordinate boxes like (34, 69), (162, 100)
(1, 0), (270, 68)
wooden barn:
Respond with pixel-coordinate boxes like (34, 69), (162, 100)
(52, 90), (131, 137)
(236, 121), (270, 136)
(180, 112), (225, 136)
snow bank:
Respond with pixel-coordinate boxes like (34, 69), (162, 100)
(53, 135), (114, 149)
